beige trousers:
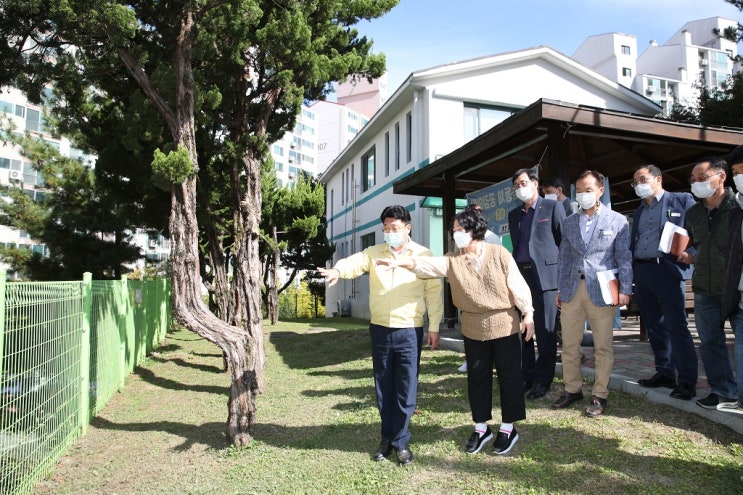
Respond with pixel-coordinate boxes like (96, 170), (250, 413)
(560, 280), (615, 399)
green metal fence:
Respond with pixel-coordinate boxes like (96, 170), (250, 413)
(0, 272), (172, 495)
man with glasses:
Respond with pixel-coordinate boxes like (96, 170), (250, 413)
(318, 205), (443, 465)
(630, 165), (698, 400)
(684, 157), (739, 410)
(508, 168), (566, 399)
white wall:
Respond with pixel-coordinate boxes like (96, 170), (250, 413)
(321, 48), (659, 319)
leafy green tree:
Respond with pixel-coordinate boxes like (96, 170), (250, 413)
(0, 0), (393, 445)
(0, 125), (142, 279)
(261, 171), (334, 324)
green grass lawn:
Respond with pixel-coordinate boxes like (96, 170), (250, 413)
(33, 318), (743, 495)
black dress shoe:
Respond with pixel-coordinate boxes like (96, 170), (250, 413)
(527, 382), (550, 399)
(551, 390), (584, 409)
(670, 383), (696, 401)
(396, 447), (414, 465)
(523, 381), (534, 392)
(373, 439), (392, 461)
(638, 373), (676, 388)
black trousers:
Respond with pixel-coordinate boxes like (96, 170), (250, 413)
(464, 332), (525, 424)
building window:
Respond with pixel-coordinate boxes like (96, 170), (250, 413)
(711, 51), (728, 70)
(26, 108), (45, 133)
(622, 67), (632, 77)
(273, 144), (284, 155)
(361, 232), (375, 250)
(394, 122), (400, 170)
(348, 125), (358, 134)
(621, 45), (630, 55)
(361, 146), (375, 192)
(405, 112), (412, 164)
(384, 131), (390, 177)
(275, 162), (283, 172)
(0, 100), (12, 114)
(463, 104), (515, 142)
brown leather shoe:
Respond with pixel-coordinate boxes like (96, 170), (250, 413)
(551, 390), (584, 409)
(585, 396), (607, 417)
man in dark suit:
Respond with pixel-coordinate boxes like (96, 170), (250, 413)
(630, 165), (698, 400)
(508, 168), (566, 399)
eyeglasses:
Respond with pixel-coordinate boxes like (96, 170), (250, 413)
(512, 179), (531, 190)
(630, 176), (655, 188)
(688, 171), (722, 184)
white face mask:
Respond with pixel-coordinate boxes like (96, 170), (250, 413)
(634, 183), (654, 199)
(515, 184), (534, 202)
(543, 193), (557, 201)
(734, 174), (743, 194)
(575, 192), (597, 210)
(691, 180), (715, 199)
(384, 232), (405, 248)
(453, 230), (472, 249)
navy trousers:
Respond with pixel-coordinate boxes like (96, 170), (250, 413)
(369, 324), (423, 450)
(633, 261), (698, 386)
(518, 265), (558, 387)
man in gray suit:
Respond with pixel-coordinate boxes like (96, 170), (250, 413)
(508, 168), (566, 399)
(552, 170), (633, 417)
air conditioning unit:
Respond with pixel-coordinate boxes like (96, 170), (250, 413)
(288, 158), (294, 163)
(149, 239), (158, 248)
(700, 59), (709, 66)
(9, 170), (22, 181)
(646, 86), (656, 94)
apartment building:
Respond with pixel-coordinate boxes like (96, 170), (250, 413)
(0, 87), (172, 276)
(573, 17), (739, 115)
(319, 45), (660, 319)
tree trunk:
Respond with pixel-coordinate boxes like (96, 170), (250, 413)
(164, 9), (262, 446)
(169, 175), (260, 446)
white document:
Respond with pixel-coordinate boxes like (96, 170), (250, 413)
(597, 268), (619, 306)
(658, 221), (689, 255)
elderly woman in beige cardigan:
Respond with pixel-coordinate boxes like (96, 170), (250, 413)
(377, 208), (534, 456)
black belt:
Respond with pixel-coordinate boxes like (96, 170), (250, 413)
(517, 262), (532, 270)
(635, 258), (661, 264)
(580, 274), (585, 279)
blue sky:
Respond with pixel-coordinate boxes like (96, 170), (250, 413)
(357, 0), (742, 91)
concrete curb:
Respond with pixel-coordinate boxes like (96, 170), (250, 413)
(437, 336), (743, 434)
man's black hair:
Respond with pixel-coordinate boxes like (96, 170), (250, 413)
(380, 205), (411, 224)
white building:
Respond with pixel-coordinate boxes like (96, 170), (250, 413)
(0, 87), (91, 270)
(270, 106), (320, 187)
(573, 17), (739, 115)
(319, 45), (661, 320)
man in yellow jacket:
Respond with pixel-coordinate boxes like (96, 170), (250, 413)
(318, 205), (443, 466)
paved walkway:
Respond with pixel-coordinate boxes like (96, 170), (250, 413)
(436, 313), (743, 434)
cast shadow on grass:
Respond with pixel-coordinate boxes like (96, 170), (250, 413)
(134, 366), (227, 396)
(148, 355), (224, 374)
(89, 416), (228, 451)
(250, 420), (743, 492)
(152, 343), (182, 353)
(523, 381), (743, 444)
(269, 328), (371, 369)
